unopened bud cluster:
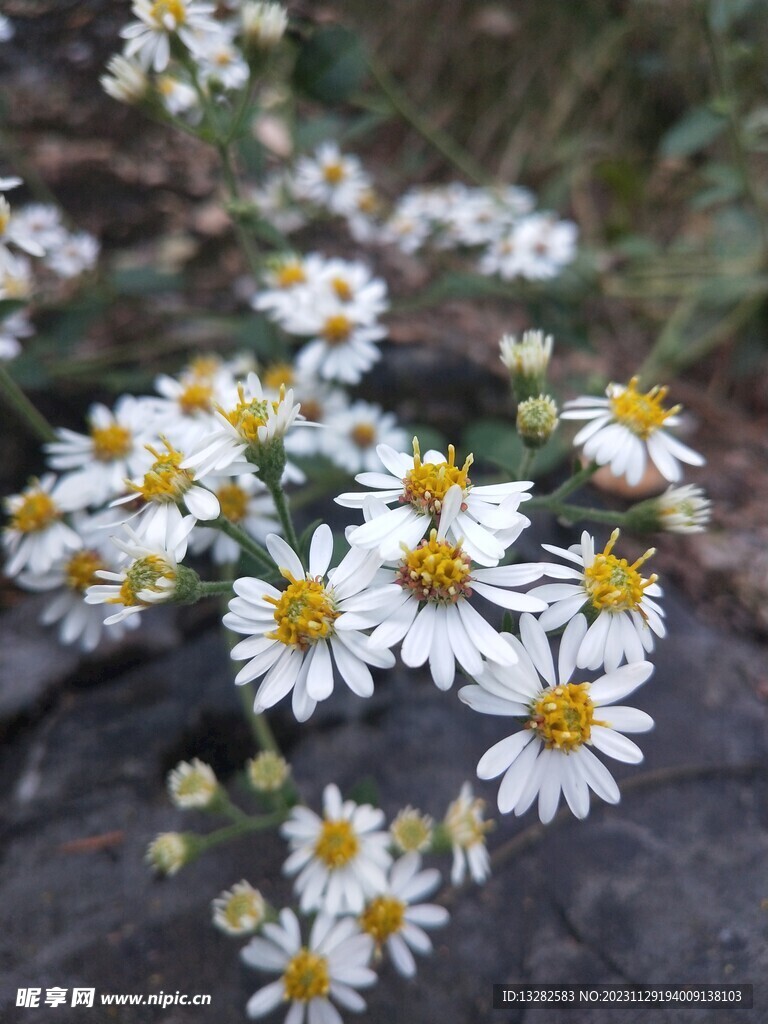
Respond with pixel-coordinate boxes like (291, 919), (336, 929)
(516, 394), (559, 448)
(247, 750), (290, 792)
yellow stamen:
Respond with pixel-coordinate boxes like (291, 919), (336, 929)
(112, 555), (174, 607)
(221, 383), (281, 444)
(275, 261), (306, 289)
(529, 683), (602, 753)
(331, 276), (353, 302)
(397, 529), (472, 603)
(283, 949), (330, 1002)
(265, 572), (338, 650)
(322, 161), (346, 185)
(262, 362), (294, 391)
(178, 379), (213, 415)
(131, 440), (192, 503)
(609, 376), (680, 439)
(216, 482), (248, 523)
(65, 549), (105, 591)
(402, 438), (473, 515)
(90, 423), (132, 462)
(351, 423), (376, 449)
(584, 528), (656, 614)
(313, 819), (359, 868)
(0, 197), (10, 236)
(322, 314), (352, 345)
(360, 896), (406, 945)
(10, 488), (60, 534)
(149, 0), (186, 26)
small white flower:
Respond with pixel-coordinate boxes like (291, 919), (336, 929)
(293, 141), (372, 217)
(499, 328), (553, 380)
(443, 783), (493, 885)
(561, 376), (705, 486)
(194, 28), (249, 91)
(359, 853), (449, 978)
(9, 204), (66, 255)
(653, 483), (712, 533)
(0, 195), (46, 257)
(121, 0), (217, 72)
(0, 309), (33, 361)
(146, 831), (191, 875)
(360, 487), (546, 691)
(241, 907), (376, 1022)
(46, 396), (159, 508)
(212, 881), (266, 936)
(389, 806), (434, 854)
(531, 528), (665, 673)
(3, 474), (81, 577)
(224, 524), (395, 722)
(459, 613), (654, 823)
(85, 517), (195, 624)
(337, 437), (533, 566)
(0, 248), (33, 300)
(480, 212), (577, 281)
(240, 1), (288, 49)
(280, 783), (392, 915)
(101, 53), (149, 104)
(324, 400), (407, 474)
(45, 231), (99, 278)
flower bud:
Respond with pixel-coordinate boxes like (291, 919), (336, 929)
(241, 1), (288, 49)
(146, 832), (197, 875)
(627, 484), (712, 534)
(516, 394), (559, 448)
(499, 329), (553, 402)
(246, 750), (290, 792)
(212, 880), (267, 935)
(390, 806), (434, 853)
(167, 758), (219, 809)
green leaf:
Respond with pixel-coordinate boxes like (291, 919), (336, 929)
(292, 26), (369, 105)
(401, 423), (447, 456)
(660, 107), (727, 159)
(110, 266), (183, 295)
(462, 419), (522, 474)
(0, 298), (26, 319)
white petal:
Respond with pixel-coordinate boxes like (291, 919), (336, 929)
(266, 533), (304, 578)
(401, 603), (437, 668)
(589, 661), (654, 705)
(590, 726), (644, 764)
(478, 730), (535, 780)
(309, 523), (334, 577)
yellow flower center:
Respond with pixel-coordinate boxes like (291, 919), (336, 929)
(216, 482), (248, 523)
(0, 198), (10, 236)
(584, 528), (656, 614)
(331, 276), (353, 302)
(263, 362), (295, 391)
(150, 0), (186, 26)
(275, 261), (306, 288)
(178, 379), (213, 415)
(444, 795), (492, 849)
(397, 530), (472, 603)
(357, 189), (378, 215)
(360, 896), (406, 945)
(402, 439), (473, 516)
(1, 271), (30, 298)
(131, 441), (193, 504)
(609, 376), (680, 439)
(283, 949), (331, 1003)
(322, 314), (353, 345)
(65, 549), (105, 591)
(300, 399), (322, 423)
(90, 423), (132, 462)
(114, 555), (175, 607)
(265, 573), (339, 650)
(322, 161), (346, 185)
(222, 384), (281, 444)
(222, 891), (261, 930)
(11, 488), (60, 534)
(390, 809), (433, 853)
(313, 819), (359, 869)
(189, 356), (220, 377)
(530, 683), (602, 753)
(351, 423), (376, 449)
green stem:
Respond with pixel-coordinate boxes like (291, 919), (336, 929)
(517, 447), (536, 479)
(210, 516), (275, 572)
(238, 683), (282, 754)
(531, 461), (599, 506)
(216, 139), (263, 277)
(267, 480), (300, 556)
(197, 579), (236, 597)
(537, 502), (629, 527)
(0, 365), (56, 443)
(197, 810), (287, 851)
(367, 52), (489, 186)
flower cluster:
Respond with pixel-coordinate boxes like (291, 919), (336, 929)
(0, 178), (99, 361)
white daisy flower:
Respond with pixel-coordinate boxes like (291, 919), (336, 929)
(241, 2), (289, 49)
(459, 613), (654, 823)
(101, 53), (150, 104)
(324, 400), (407, 475)
(0, 247), (33, 300)
(280, 783), (392, 915)
(167, 757), (218, 808)
(45, 396), (159, 508)
(181, 372), (305, 478)
(336, 437), (533, 567)
(224, 524), (395, 722)
(443, 783), (493, 885)
(45, 231), (100, 278)
(190, 473), (278, 564)
(561, 375), (705, 487)
(9, 204), (66, 255)
(359, 853), (449, 978)
(650, 483), (712, 534)
(120, 0), (217, 72)
(85, 517), (195, 624)
(531, 528), (665, 673)
(0, 195), (46, 257)
(194, 28), (249, 91)
(15, 514), (140, 650)
(3, 474), (81, 577)
(499, 328), (553, 386)
(480, 212), (577, 281)
(241, 907), (376, 1022)
(360, 486), (546, 691)
(293, 141), (371, 217)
